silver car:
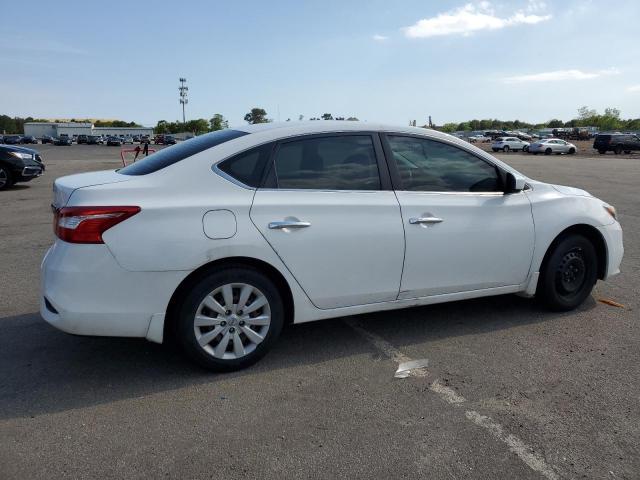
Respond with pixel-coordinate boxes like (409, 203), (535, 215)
(529, 139), (577, 155)
(491, 137), (530, 152)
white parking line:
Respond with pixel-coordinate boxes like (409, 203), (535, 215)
(345, 318), (559, 480)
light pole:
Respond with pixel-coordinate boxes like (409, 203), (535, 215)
(179, 77), (188, 127)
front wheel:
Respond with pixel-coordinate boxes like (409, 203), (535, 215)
(568, 148), (575, 154)
(503, 145), (510, 152)
(175, 267), (284, 371)
(0, 165), (14, 190)
(537, 234), (597, 311)
(523, 145), (529, 152)
(545, 148), (552, 155)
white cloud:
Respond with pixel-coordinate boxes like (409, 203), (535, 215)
(403, 2), (551, 38)
(372, 34), (388, 41)
(503, 68), (620, 83)
(627, 85), (640, 92)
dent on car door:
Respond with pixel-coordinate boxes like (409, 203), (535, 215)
(383, 134), (535, 298)
(250, 133), (405, 309)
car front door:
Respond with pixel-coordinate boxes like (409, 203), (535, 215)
(250, 133), (405, 309)
(383, 134), (535, 299)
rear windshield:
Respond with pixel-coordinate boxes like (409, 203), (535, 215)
(119, 129), (248, 175)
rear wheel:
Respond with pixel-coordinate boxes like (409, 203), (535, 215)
(503, 145), (510, 152)
(0, 165), (14, 190)
(537, 234), (597, 311)
(523, 145), (529, 152)
(545, 148), (552, 155)
(614, 145), (623, 155)
(175, 267), (284, 371)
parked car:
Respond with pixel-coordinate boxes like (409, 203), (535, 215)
(77, 134), (89, 144)
(41, 135), (55, 144)
(123, 135), (134, 144)
(106, 136), (123, 146)
(54, 136), (73, 146)
(3, 135), (22, 145)
(42, 122), (623, 371)
(0, 144), (45, 190)
(529, 139), (577, 155)
(154, 134), (165, 145)
(491, 137), (529, 152)
(163, 135), (177, 145)
(468, 135), (490, 143)
(132, 135), (141, 143)
(21, 135), (38, 144)
(87, 135), (103, 145)
(593, 133), (640, 154)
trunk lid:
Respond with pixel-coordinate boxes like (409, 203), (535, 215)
(52, 170), (132, 208)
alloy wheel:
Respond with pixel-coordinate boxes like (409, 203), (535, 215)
(193, 283), (271, 360)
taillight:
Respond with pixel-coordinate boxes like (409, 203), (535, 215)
(53, 206), (141, 244)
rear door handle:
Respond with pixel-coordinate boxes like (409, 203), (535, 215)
(268, 221), (311, 230)
(409, 217), (444, 225)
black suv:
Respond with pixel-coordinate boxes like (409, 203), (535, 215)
(0, 144), (45, 190)
(77, 134), (89, 144)
(593, 133), (640, 154)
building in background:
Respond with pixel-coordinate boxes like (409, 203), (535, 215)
(24, 122), (153, 138)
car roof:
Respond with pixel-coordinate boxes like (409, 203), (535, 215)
(233, 120), (467, 143)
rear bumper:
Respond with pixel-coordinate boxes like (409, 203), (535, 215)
(40, 241), (187, 339)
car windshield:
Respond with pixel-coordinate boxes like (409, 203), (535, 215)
(119, 129), (248, 175)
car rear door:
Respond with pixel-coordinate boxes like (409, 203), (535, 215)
(382, 134), (534, 298)
(250, 133), (405, 309)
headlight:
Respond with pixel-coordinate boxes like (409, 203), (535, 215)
(603, 205), (617, 220)
(9, 152), (34, 160)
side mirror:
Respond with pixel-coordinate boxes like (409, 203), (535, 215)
(505, 172), (526, 193)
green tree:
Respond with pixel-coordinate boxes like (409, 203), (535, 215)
(547, 119), (564, 128)
(186, 119), (210, 134)
(244, 108), (270, 124)
(577, 106), (597, 120)
(321, 113), (333, 120)
(209, 114), (228, 131)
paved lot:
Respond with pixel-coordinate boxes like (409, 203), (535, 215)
(1, 144), (638, 479)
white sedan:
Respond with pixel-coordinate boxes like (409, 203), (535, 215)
(41, 122), (623, 371)
(529, 138), (577, 155)
(491, 136), (530, 152)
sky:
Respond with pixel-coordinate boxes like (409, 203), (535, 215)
(1, 0), (639, 127)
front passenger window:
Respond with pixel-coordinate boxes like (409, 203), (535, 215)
(387, 136), (501, 192)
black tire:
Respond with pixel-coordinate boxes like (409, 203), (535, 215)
(503, 145), (510, 152)
(537, 234), (598, 311)
(545, 148), (552, 155)
(175, 266), (284, 372)
(492, 148), (498, 152)
(624, 150), (631, 154)
(0, 164), (14, 191)
(614, 145), (623, 155)
(523, 145), (529, 152)
(598, 150), (606, 155)
(568, 148), (575, 154)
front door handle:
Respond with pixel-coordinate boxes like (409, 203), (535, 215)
(268, 221), (311, 230)
(409, 217), (444, 225)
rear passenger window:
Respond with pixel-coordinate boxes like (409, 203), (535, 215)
(217, 143), (273, 187)
(273, 135), (380, 190)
